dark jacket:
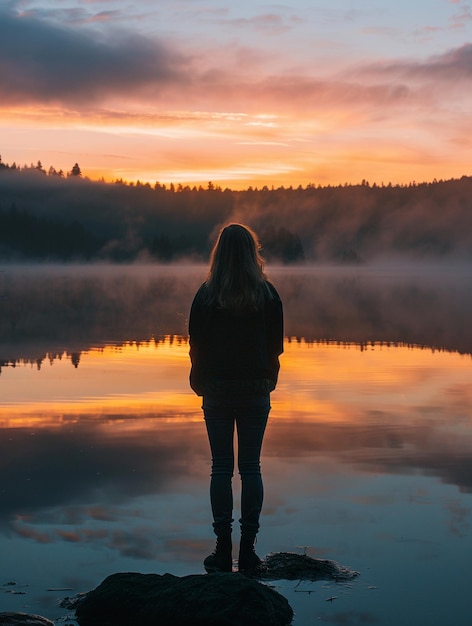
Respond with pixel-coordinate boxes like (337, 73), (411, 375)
(188, 281), (284, 396)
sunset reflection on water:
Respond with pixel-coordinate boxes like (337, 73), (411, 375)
(1, 339), (197, 426)
(1, 266), (472, 624)
(3, 337), (471, 428)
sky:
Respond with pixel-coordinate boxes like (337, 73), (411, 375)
(1, 0), (471, 189)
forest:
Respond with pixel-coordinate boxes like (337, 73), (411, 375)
(1, 156), (471, 263)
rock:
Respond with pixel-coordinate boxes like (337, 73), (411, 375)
(0, 614), (55, 626)
(75, 571), (293, 626)
(258, 552), (360, 582)
(59, 592), (89, 609)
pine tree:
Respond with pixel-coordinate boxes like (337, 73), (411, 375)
(69, 163), (82, 177)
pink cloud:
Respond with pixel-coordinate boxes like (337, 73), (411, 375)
(56, 530), (81, 542)
(12, 523), (52, 544)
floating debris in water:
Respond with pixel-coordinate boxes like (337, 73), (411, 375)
(7, 591), (27, 595)
(258, 552), (360, 582)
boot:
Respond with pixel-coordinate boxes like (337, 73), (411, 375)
(238, 534), (262, 573)
(203, 533), (232, 573)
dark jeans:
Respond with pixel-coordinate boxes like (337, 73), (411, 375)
(203, 394), (270, 537)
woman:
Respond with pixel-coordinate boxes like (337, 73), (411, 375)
(189, 223), (284, 573)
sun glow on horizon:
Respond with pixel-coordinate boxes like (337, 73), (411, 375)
(2, 95), (470, 189)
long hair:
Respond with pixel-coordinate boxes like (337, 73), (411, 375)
(205, 223), (270, 313)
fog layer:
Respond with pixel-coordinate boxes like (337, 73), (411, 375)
(1, 264), (471, 370)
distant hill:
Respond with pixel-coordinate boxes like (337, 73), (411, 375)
(1, 161), (471, 262)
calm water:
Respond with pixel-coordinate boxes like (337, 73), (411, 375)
(1, 264), (471, 625)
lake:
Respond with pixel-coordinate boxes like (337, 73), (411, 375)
(1, 263), (471, 625)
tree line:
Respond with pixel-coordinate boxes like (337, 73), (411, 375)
(1, 155), (471, 263)
(0, 156), (82, 178)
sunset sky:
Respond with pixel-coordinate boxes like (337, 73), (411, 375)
(1, 0), (471, 188)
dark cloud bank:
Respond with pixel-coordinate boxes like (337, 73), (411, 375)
(0, 6), (186, 104)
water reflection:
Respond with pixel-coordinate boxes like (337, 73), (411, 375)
(273, 342), (472, 492)
(1, 265), (472, 624)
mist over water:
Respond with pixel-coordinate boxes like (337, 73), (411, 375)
(1, 262), (471, 369)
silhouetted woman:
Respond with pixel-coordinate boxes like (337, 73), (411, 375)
(189, 223), (284, 572)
